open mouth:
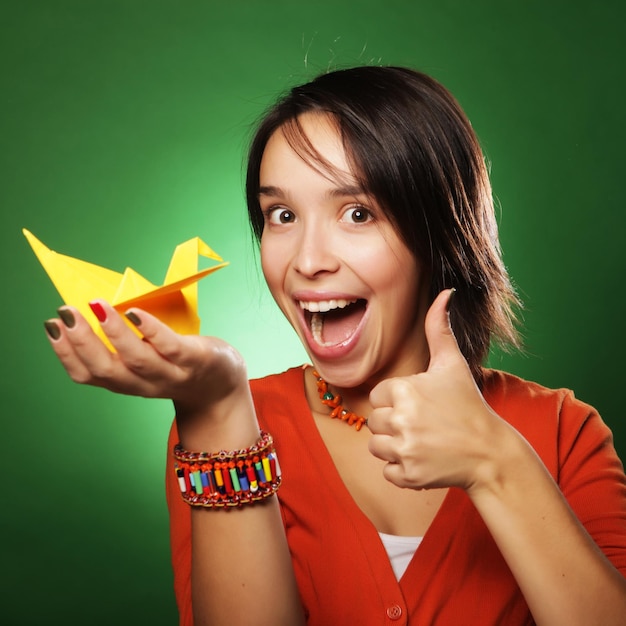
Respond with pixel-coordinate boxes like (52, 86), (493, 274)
(299, 298), (368, 347)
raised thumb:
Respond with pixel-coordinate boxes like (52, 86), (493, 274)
(425, 288), (460, 371)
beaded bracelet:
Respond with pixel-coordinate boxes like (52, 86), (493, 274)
(173, 430), (281, 509)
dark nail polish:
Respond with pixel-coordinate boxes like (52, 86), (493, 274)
(57, 308), (76, 328)
(125, 311), (141, 327)
(89, 301), (107, 323)
(44, 320), (61, 340)
(446, 288), (456, 312)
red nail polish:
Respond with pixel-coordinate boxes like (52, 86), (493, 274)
(89, 301), (107, 322)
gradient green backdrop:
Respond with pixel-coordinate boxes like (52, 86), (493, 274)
(2, 1), (624, 623)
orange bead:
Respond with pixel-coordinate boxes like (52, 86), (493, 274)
(330, 406), (343, 419)
(313, 369), (367, 434)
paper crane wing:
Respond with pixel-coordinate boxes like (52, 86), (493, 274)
(23, 229), (228, 344)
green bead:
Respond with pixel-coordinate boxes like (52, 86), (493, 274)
(192, 470), (203, 495)
(323, 392), (334, 401)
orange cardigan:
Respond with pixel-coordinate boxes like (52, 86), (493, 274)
(166, 367), (626, 625)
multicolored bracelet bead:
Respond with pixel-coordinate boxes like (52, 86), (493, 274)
(173, 430), (281, 508)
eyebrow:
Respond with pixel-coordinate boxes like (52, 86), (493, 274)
(257, 184), (367, 199)
(257, 185), (283, 198)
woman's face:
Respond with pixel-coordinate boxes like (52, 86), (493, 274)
(258, 113), (431, 389)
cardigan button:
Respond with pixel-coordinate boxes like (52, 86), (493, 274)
(386, 604), (403, 620)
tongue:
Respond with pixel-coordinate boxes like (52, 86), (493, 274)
(319, 302), (365, 345)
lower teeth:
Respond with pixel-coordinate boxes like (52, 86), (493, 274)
(311, 312), (332, 347)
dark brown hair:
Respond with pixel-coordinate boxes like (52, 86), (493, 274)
(245, 66), (520, 378)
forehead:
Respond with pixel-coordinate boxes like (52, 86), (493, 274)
(260, 112), (357, 185)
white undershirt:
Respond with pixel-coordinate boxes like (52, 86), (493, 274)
(378, 532), (423, 580)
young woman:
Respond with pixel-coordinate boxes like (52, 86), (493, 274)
(44, 67), (626, 625)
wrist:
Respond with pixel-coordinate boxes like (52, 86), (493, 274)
(173, 430), (281, 509)
(466, 415), (533, 501)
(175, 385), (260, 452)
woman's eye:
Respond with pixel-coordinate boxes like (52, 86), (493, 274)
(342, 206), (372, 224)
(267, 208), (295, 225)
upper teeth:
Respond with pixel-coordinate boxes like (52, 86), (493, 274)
(299, 298), (356, 313)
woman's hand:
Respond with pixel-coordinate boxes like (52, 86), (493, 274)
(368, 290), (626, 625)
(44, 300), (254, 447)
(45, 304), (304, 625)
(367, 289), (516, 494)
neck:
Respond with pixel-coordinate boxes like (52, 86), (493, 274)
(331, 381), (374, 422)
(305, 351), (430, 422)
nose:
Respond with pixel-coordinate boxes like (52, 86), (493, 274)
(293, 222), (340, 278)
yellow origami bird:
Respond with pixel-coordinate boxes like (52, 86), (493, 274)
(23, 229), (229, 345)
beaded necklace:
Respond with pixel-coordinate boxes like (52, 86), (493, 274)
(312, 369), (368, 432)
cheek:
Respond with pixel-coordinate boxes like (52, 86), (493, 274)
(367, 240), (417, 288)
(260, 237), (286, 299)
(260, 242), (275, 287)
(379, 246), (425, 308)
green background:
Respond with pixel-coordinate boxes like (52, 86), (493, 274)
(2, 1), (624, 623)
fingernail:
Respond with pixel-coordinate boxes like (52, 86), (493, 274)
(89, 301), (107, 323)
(44, 320), (61, 340)
(57, 307), (76, 328)
(446, 288), (456, 312)
(125, 310), (141, 327)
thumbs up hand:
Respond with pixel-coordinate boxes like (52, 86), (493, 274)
(368, 289), (510, 493)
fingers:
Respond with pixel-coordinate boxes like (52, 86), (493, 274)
(369, 288), (464, 413)
(369, 375), (397, 412)
(44, 305), (119, 385)
(122, 305), (199, 368)
(122, 306), (238, 385)
(367, 429), (396, 462)
(366, 289), (497, 493)
(424, 288), (461, 372)
(84, 300), (173, 384)
(44, 316), (93, 384)
(368, 376), (415, 429)
(42, 300), (251, 423)
(368, 426), (424, 491)
(44, 301), (179, 394)
(381, 462), (417, 490)
(368, 381), (415, 464)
